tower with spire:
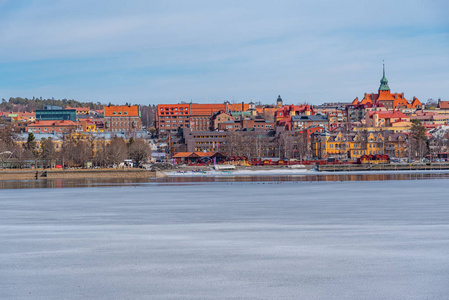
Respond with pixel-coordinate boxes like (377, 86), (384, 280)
(379, 62), (390, 91)
(350, 62), (422, 111)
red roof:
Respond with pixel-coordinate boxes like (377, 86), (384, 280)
(28, 120), (77, 127)
(439, 100), (449, 109)
(173, 151), (220, 158)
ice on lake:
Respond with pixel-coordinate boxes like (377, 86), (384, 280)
(1, 179), (449, 299)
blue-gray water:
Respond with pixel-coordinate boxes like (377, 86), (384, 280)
(1, 178), (449, 299)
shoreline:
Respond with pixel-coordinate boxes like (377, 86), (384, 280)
(0, 169), (158, 181)
(2, 163), (449, 181)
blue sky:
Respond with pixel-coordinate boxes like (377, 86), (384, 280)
(0, 0), (448, 105)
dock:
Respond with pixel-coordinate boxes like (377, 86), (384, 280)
(316, 163), (449, 172)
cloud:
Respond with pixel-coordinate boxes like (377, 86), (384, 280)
(0, 0), (448, 104)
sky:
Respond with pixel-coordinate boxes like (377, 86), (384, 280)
(0, 0), (448, 106)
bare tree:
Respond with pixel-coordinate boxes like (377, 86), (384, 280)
(296, 130), (309, 161)
(40, 137), (56, 168)
(409, 120), (428, 161)
(61, 135), (93, 167)
(128, 139), (150, 167)
(93, 136), (108, 167)
(107, 137), (128, 166)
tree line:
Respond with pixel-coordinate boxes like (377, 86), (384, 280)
(1, 97), (104, 112)
(0, 129), (150, 169)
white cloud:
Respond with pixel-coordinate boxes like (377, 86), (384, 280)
(0, 0), (448, 104)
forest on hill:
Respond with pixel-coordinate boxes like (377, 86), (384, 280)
(1, 97), (157, 128)
(0, 97), (104, 111)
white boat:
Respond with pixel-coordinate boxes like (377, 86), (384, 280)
(287, 164), (306, 169)
(212, 164), (236, 171)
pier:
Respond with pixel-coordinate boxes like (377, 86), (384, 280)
(316, 163), (449, 172)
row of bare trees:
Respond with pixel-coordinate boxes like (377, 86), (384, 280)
(0, 127), (150, 168)
(224, 131), (311, 160)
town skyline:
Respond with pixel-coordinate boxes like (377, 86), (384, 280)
(1, 0), (448, 105)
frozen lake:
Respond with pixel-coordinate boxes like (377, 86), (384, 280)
(1, 178), (449, 299)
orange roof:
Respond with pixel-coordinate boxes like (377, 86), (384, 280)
(28, 120), (77, 127)
(369, 111), (408, 119)
(173, 151), (218, 158)
(191, 104), (226, 116)
(411, 98), (422, 108)
(104, 105), (140, 117)
(439, 100), (449, 109)
(354, 91), (419, 109)
(190, 103), (249, 116)
(173, 152), (196, 158)
(226, 103), (249, 111)
(196, 152), (216, 157)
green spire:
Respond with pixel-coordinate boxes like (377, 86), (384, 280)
(379, 62), (390, 91)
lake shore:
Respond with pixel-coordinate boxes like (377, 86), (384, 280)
(0, 169), (157, 181)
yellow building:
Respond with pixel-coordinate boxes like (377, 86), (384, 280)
(312, 131), (407, 160)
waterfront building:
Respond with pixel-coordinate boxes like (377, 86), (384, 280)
(172, 151), (226, 164)
(312, 130), (407, 159)
(351, 64), (422, 110)
(103, 105), (141, 132)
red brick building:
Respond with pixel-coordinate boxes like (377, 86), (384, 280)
(157, 104), (191, 135)
(156, 102), (250, 136)
(104, 105), (141, 132)
(218, 118), (275, 131)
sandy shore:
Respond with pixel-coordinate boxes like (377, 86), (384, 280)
(0, 169), (157, 181)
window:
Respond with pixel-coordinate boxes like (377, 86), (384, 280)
(113, 112), (117, 115)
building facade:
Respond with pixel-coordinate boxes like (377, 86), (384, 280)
(104, 105), (141, 132)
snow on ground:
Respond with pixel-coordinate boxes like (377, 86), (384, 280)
(1, 180), (449, 299)
(164, 168), (312, 176)
(164, 168), (449, 177)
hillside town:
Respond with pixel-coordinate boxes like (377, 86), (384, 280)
(1, 67), (449, 169)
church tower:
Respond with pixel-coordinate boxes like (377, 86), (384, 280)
(379, 63), (390, 92)
(276, 95), (283, 108)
